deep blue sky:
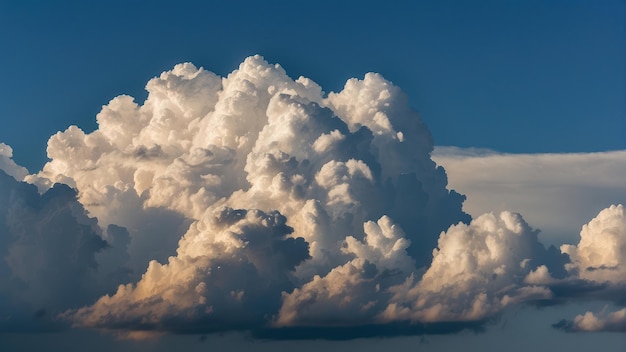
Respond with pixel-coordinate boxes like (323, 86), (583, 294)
(0, 0), (623, 172)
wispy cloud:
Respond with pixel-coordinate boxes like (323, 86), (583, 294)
(433, 147), (626, 245)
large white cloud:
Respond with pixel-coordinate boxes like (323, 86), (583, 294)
(20, 55), (469, 335)
(5, 56), (624, 338)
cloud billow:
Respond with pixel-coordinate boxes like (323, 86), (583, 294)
(69, 207), (309, 335)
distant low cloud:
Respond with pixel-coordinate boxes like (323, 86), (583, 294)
(433, 147), (626, 245)
(555, 308), (626, 332)
(553, 205), (626, 332)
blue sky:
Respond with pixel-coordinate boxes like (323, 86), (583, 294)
(1, 1), (626, 351)
(0, 0), (623, 171)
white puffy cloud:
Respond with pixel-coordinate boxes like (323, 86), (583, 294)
(275, 210), (564, 330)
(552, 205), (626, 332)
(380, 211), (555, 323)
(23, 55), (468, 335)
(557, 308), (626, 332)
(575, 308), (626, 332)
(432, 149), (626, 332)
(561, 205), (626, 283)
(30, 56), (468, 274)
(275, 216), (414, 327)
(524, 265), (556, 285)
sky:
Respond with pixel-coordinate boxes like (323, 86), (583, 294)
(0, 1), (625, 351)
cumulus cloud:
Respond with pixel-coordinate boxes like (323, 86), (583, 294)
(552, 205), (626, 332)
(556, 308), (626, 332)
(30, 57), (468, 271)
(5, 56), (624, 338)
(69, 207), (309, 333)
(23, 55), (473, 335)
(433, 148), (626, 333)
(561, 205), (626, 283)
(275, 215), (414, 327)
(380, 211), (557, 323)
